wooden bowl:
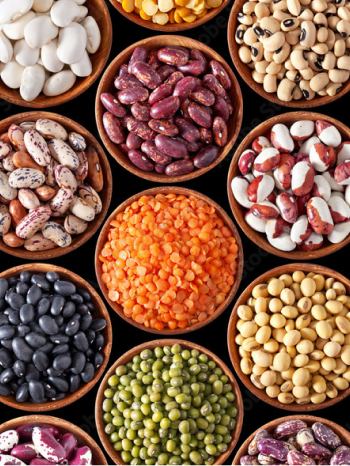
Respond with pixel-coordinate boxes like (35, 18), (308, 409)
(0, 415), (108, 464)
(95, 35), (243, 184)
(95, 185), (244, 334)
(227, 262), (350, 412)
(0, 111), (112, 260)
(0, 0), (112, 108)
(227, 0), (350, 108)
(227, 111), (350, 260)
(0, 262), (112, 412)
(96, 338), (244, 465)
(233, 414), (350, 465)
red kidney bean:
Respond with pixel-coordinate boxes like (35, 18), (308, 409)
(114, 73), (143, 90)
(202, 74), (226, 98)
(120, 114), (134, 128)
(126, 132), (143, 150)
(199, 127), (213, 144)
(148, 119), (179, 137)
(149, 83), (173, 105)
(212, 96), (230, 121)
(131, 102), (151, 121)
(178, 60), (208, 76)
(147, 49), (161, 69)
(188, 101), (212, 128)
(118, 64), (128, 76)
(174, 135), (202, 152)
(128, 149), (154, 171)
(100, 93), (127, 117)
(191, 49), (208, 70)
(189, 87), (215, 106)
(127, 119), (156, 140)
(141, 141), (172, 164)
(155, 134), (188, 159)
(213, 116), (228, 147)
(155, 163), (168, 173)
(117, 87), (149, 105)
(174, 117), (200, 142)
(128, 46), (148, 74)
(166, 71), (184, 85)
(165, 159), (194, 176)
(193, 144), (219, 168)
(131, 62), (162, 90)
(209, 60), (232, 90)
(103, 112), (125, 144)
(119, 143), (129, 155)
(150, 96), (180, 120)
(158, 65), (177, 81)
(173, 77), (197, 104)
(180, 99), (191, 120)
(158, 46), (189, 66)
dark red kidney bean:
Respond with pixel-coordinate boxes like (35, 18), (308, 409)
(118, 64), (128, 76)
(158, 65), (177, 81)
(174, 135), (201, 152)
(155, 163), (167, 174)
(188, 102), (212, 128)
(191, 50), (208, 70)
(202, 74), (226, 98)
(141, 141), (172, 164)
(120, 114), (134, 128)
(128, 47), (148, 74)
(127, 119), (156, 140)
(148, 119), (179, 137)
(209, 60), (232, 90)
(165, 159), (194, 176)
(180, 99), (191, 120)
(149, 83), (173, 105)
(189, 87), (215, 106)
(213, 116), (228, 147)
(131, 102), (151, 121)
(173, 77), (197, 104)
(114, 73), (143, 90)
(155, 134), (188, 159)
(178, 60), (207, 76)
(128, 149), (154, 171)
(118, 143), (129, 155)
(212, 95), (229, 122)
(100, 93), (127, 117)
(117, 87), (149, 105)
(150, 96), (180, 120)
(193, 145), (219, 168)
(174, 117), (200, 143)
(103, 112), (125, 144)
(147, 49), (161, 69)
(200, 127), (213, 144)
(158, 47), (189, 66)
(166, 71), (184, 85)
(131, 61), (162, 90)
(223, 92), (233, 114)
(126, 132), (143, 150)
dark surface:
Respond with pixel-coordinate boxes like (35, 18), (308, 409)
(0, 1), (349, 463)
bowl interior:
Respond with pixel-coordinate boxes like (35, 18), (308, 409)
(227, 262), (350, 412)
(227, 110), (350, 260)
(96, 338), (244, 465)
(0, 0), (112, 108)
(227, 0), (350, 108)
(0, 111), (112, 260)
(0, 263), (112, 412)
(96, 34), (243, 183)
(95, 185), (244, 335)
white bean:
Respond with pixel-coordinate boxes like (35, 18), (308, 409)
(20, 63), (45, 101)
(0, 30), (12, 63)
(50, 0), (79, 27)
(74, 5), (88, 22)
(2, 10), (35, 40)
(82, 16), (100, 54)
(43, 69), (76, 96)
(14, 38), (39, 66)
(24, 15), (58, 48)
(32, 0), (53, 12)
(1, 59), (24, 88)
(70, 50), (91, 77)
(57, 21), (86, 64)
(40, 38), (64, 73)
(0, 0), (33, 25)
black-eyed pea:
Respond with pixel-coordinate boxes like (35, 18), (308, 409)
(290, 49), (308, 69)
(281, 17), (300, 32)
(334, 358), (347, 375)
(286, 69), (302, 83)
(238, 12), (253, 25)
(343, 366), (350, 381)
(317, 27), (328, 43)
(239, 45), (252, 64)
(238, 304), (254, 320)
(326, 383), (338, 398)
(316, 337), (329, 350)
(264, 338), (279, 353)
(329, 69), (350, 83)
(253, 284), (269, 299)
(286, 27), (302, 45)
(252, 363), (267, 376)
(333, 377), (349, 390)
(312, 304), (327, 320)
(296, 314), (311, 330)
(321, 356), (337, 371)
(277, 78), (296, 101)
(286, 0), (301, 14)
(273, 42), (291, 63)
(311, 292), (326, 305)
(326, 28), (336, 49)
(264, 49), (275, 62)
(296, 339), (314, 354)
(316, 320), (333, 339)
(243, 1), (257, 14)
(252, 70), (266, 83)
(243, 337), (261, 352)
(311, 43), (329, 55)
(274, 9), (291, 21)
(301, 328), (318, 342)
(263, 74), (277, 93)
(300, 66), (315, 79)
(326, 300), (343, 314)
(236, 24), (248, 44)
(280, 379), (294, 392)
(244, 27), (258, 46)
(266, 61), (282, 75)
(297, 297), (312, 314)
(252, 42), (264, 62)
(236, 333), (245, 345)
(337, 19), (350, 38)
(260, 16), (281, 34)
(341, 345), (350, 364)
(278, 392), (295, 404)
(309, 349), (325, 360)
(334, 38), (346, 58)
(300, 20), (316, 47)
(300, 79), (316, 100)
(338, 56), (350, 71)
(273, 352), (291, 372)
(266, 384), (280, 398)
(311, 392), (326, 404)
(317, 88), (328, 96)
(255, 60), (269, 74)
(255, 2), (270, 18)
(293, 385), (309, 398)
(241, 357), (253, 375)
(309, 70), (329, 91)
(240, 346), (250, 358)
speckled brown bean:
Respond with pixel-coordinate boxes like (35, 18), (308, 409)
(103, 112), (125, 144)
(157, 65), (176, 81)
(155, 134), (188, 159)
(2, 231), (24, 248)
(165, 159), (194, 176)
(149, 84), (173, 105)
(148, 119), (179, 137)
(199, 127), (213, 144)
(34, 185), (56, 201)
(117, 87), (149, 105)
(193, 145), (219, 168)
(100, 93), (127, 117)
(86, 146), (103, 192)
(173, 77), (197, 104)
(212, 96), (230, 122)
(158, 46), (189, 67)
(141, 141), (172, 164)
(13, 152), (46, 174)
(9, 199), (27, 228)
(190, 87), (215, 106)
(126, 132), (143, 150)
(131, 62), (162, 90)
(127, 119), (156, 141)
(166, 71), (184, 85)
(213, 117), (228, 147)
(202, 74), (226, 98)
(209, 60), (232, 90)
(188, 102), (212, 128)
(128, 150), (154, 171)
(150, 96), (180, 120)
(174, 117), (200, 142)
(114, 73), (143, 90)
(127, 46), (148, 74)
(131, 102), (151, 121)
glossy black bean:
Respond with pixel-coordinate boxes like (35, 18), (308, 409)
(43, 381), (56, 399)
(8, 277), (18, 287)
(32, 351), (50, 372)
(80, 314), (92, 332)
(29, 380), (45, 402)
(47, 367), (61, 377)
(19, 271), (31, 283)
(54, 281), (76, 296)
(37, 298), (50, 317)
(71, 352), (86, 375)
(0, 368), (15, 384)
(0, 315), (9, 326)
(29, 322), (44, 335)
(0, 299), (6, 312)
(85, 329), (95, 345)
(17, 324), (31, 338)
(8, 293), (25, 311)
(1, 339), (13, 350)
(73, 331), (89, 352)
(8, 311), (20, 326)
(93, 333), (104, 352)
(16, 382), (29, 402)
(77, 288), (91, 302)
(94, 352), (104, 369)
(48, 376), (69, 392)
(85, 348), (94, 361)
(52, 344), (69, 356)
(70, 293), (83, 305)
(5, 288), (15, 304)
(16, 282), (29, 296)
(52, 392), (65, 401)
(0, 383), (11, 397)
(86, 302), (95, 313)
(39, 315), (58, 335)
(50, 296), (65, 316)
(12, 337), (34, 362)
(54, 316), (64, 327)
(46, 272), (60, 282)
(24, 363), (40, 381)
(20, 303), (35, 324)
(41, 342), (54, 354)
(70, 374), (81, 393)
(10, 382), (19, 394)
(90, 319), (107, 332)
(50, 333), (69, 344)
(26, 285), (42, 306)
(13, 360), (26, 377)
(31, 275), (50, 291)
(62, 301), (76, 318)
(76, 304), (89, 316)
(81, 362), (94, 383)
(53, 353), (72, 372)
(0, 325), (15, 340)
(25, 332), (47, 348)
(0, 279), (8, 299)
(65, 314), (81, 337)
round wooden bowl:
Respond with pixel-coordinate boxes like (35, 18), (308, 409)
(227, 262), (350, 412)
(227, 111), (350, 260)
(0, 111), (112, 260)
(0, 415), (108, 464)
(227, 0), (350, 108)
(96, 339), (244, 465)
(0, 0), (112, 108)
(95, 35), (243, 184)
(233, 414), (350, 465)
(0, 262), (112, 412)
(95, 185), (244, 335)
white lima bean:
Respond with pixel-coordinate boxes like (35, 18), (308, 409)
(82, 16), (100, 54)
(50, 0), (80, 27)
(74, 5), (88, 22)
(2, 11), (36, 40)
(24, 15), (58, 48)
(32, 0), (53, 13)
(0, 0), (33, 25)
(0, 30), (12, 63)
(40, 38), (64, 73)
(14, 38), (39, 66)
(20, 64), (45, 101)
(1, 60), (24, 88)
(70, 50), (92, 77)
(57, 21), (86, 64)
(43, 69), (76, 96)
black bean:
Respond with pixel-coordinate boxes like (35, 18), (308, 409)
(29, 396), (48, 404)
(48, 376), (69, 392)
(16, 282), (29, 296)
(29, 380), (45, 402)
(80, 314), (92, 332)
(16, 382), (29, 402)
(27, 285), (42, 306)
(0, 348), (13, 368)
(10, 382), (19, 394)
(29, 322), (44, 335)
(39, 315), (59, 335)
(46, 272), (60, 282)
(25, 363), (40, 381)
(0, 315), (9, 326)
(31, 275), (50, 291)
(85, 329), (95, 345)
(0, 299), (7, 312)
(53, 353), (72, 372)
(0, 325), (15, 340)
(71, 352), (86, 375)
(19, 271), (31, 283)
(0, 278), (8, 299)
(43, 381), (56, 399)
(73, 331), (89, 352)
(70, 293), (83, 305)
(54, 281), (76, 296)
(13, 360), (26, 378)
(76, 304), (89, 316)
(86, 302), (95, 313)
(47, 367), (61, 377)
(0, 383), (11, 397)
(25, 332), (47, 348)
(0, 368), (15, 384)
(8, 311), (20, 326)
(8, 293), (25, 311)
(85, 348), (94, 361)
(1, 339), (13, 350)
(33, 351), (50, 372)
(94, 352), (104, 369)
(5, 288), (15, 304)
(93, 333), (104, 352)
(17, 376), (24, 386)
(90, 319), (107, 332)
(41, 342), (54, 354)
(81, 362), (94, 383)
(17, 324), (31, 338)
(62, 301), (76, 318)
(50, 296), (65, 316)
(8, 277), (18, 287)
(53, 316), (64, 327)
(70, 374), (81, 393)
(20, 303), (35, 324)
(52, 344), (69, 356)
(77, 288), (91, 302)
(49, 333), (69, 344)
(12, 337), (34, 362)
(52, 392), (66, 401)
(37, 298), (50, 317)
(65, 314), (81, 337)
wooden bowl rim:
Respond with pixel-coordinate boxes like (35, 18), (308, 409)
(227, 110), (350, 260)
(227, 0), (350, 108)
(232, 414), (350, 465)
(227, 262), (350, 412)
(94, 185), (244, 335)
(0, 262), (113, 412)
(95, 34), (243, 184)
(0, 110), (113, 260)
(95, 338), (244, 465)
(0, 0), (112, 108)
(0, 414), (108, 465)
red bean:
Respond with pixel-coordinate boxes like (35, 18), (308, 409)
(155, 134), (188, 159)
(100, 93), (126, 117)
(148, 119), (179, 137)
(128, 149), (154, 171)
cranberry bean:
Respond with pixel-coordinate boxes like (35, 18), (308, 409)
(147, 49), (161, 69)
(209, 60), (232, 90)
(213, 117), (228, 147)
(178, 60), (208, 76)
(188, 102), (212, 128)
(158, 65), (176, 81)
(155, 134), (188, 159)
(100, 93), (126, 118)
(127, 46), (148, 74)
(190, 87), (215, 106)
(158, 47), (189, 67)
(126, 133), (143, 150)
(174, 117), (200, 142)
(148, 119), (179, 137)
(199, 128), (213, 145)
(131, 61), (162, 90)
(141, 141), (172, 164)
(212, 96), (230, 122)
(128, 150), (154, 171)
(148, 84), (173, 105)
(165, 159), (194, 176)
(117, 87), (149, 105)
(173, 77), (197, 104)
(150, 96), (180, 120)
(127, 119), (156, 141)
(102, 112), (125, 144)
(166, 71), (184, 85)
(131, 102), (151, 121)
(114, 73), (143, 90)
(193, 145), (219, 168)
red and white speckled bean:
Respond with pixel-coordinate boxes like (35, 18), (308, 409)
(23, 131), (51, 167)
(78, 184), (102, 214)
(48, 139), (79, 170)
(54, 165), (78, 193)
(23, 233), (58, 251)
(16, 205), (52, 239)
(9, 168), (45, 189)
(35, 119), (68, 141)
(48, 188), (73, 215)
(42, 221), (72, 247)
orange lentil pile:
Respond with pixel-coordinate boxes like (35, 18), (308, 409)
(99, 193), (238, 331)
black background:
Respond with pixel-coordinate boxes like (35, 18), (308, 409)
(0, 2), (349, 463)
